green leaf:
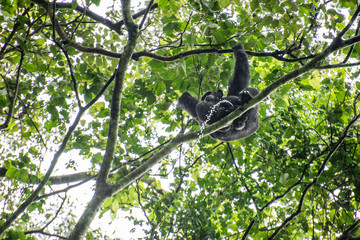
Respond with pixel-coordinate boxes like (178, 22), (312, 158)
(103, 198), (112, 208)
(6, 230), (26, 240)
(283, 127), (294, 139)
(279, 173), (289, 184)
(355, 81), (360, 90)
(92, 0), (100, 6)
(155, 81), (166, 95)
(71, 0), (77, 9)
(24, 63), (37, 72)
(5, 166), (16, 178)
(275, 98), (288, 108)
(1, 1), (360, 239)
(111, 199), (119, 213)
(35, 38), (45, 46)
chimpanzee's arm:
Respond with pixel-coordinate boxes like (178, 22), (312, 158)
(227, 45), (250, 96)
(178, 91), (199, 118)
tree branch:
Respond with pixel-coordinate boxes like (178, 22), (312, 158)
(138, 0), (154, 30)
(53, 2), (122, 34)
(0, 5), (33, 59)
(53, 2), (158, 35)
(106, 4), (360, 220)
(0, 67), (117, 235)
(337, 219), (360, 240)
(316, 61), (360, 69)
(67, 0), (139, 238)
(131, 48), (316, 62)
(268, 113), (360, 240)
(0, 51), (24, 130)
(0, 104), (86, 235)
(31, 0), (123, 58)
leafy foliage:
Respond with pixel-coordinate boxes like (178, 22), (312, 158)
(0, 0), (360, 239)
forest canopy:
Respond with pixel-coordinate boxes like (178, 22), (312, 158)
(1, 0), (360, 239)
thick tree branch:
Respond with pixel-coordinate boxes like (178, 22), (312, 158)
(67, 0), (140, 238)
(131, 48), (316, 62)
(96, 0), (139, 190)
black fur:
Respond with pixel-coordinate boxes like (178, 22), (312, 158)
(178, 44), (259, 142)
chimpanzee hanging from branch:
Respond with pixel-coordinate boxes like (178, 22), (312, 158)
(178, 44), (259, 142)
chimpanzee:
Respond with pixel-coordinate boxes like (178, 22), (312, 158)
(178, 44), (259, 142)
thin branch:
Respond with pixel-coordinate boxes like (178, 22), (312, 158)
(54, 2), (121, 34)
(136, 180), (151, 224)
(241, 149), (323, 239)
(353, 92), (360, 117)
(268, 113), (360, 240)
(0, 51), (24, 130)
(316, 61), (360, 69)
(25, 195), (67, 234)
(26, 231), (67, 239)
(0, 5), (33, 59)
(55, 40), (82, 108)
(337, 219), (360, 240)
(0, 106), (87, 234)
(31, 0), (123, 58)
(342, 17), (360, 64)
(228, 143), (259, 211)
(336, 5), (360, 41)
(131, 48), (316, 62)
(18, 98), (48, 149)
(138, 0), (154, 30)
(54, 2), (159, 34)
(0, 69), (117, 234)
(114, 2), (159, 30)
(36, 176), (95, 200)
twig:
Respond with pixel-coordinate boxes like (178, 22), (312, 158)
(54, 40), (82, 108)
(0, 69), (117, 234)
(139, 0), (154, 30)
(268, 113), (360, 239)
(0, 6), (33, 58)
(0, 52), (24, 130)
